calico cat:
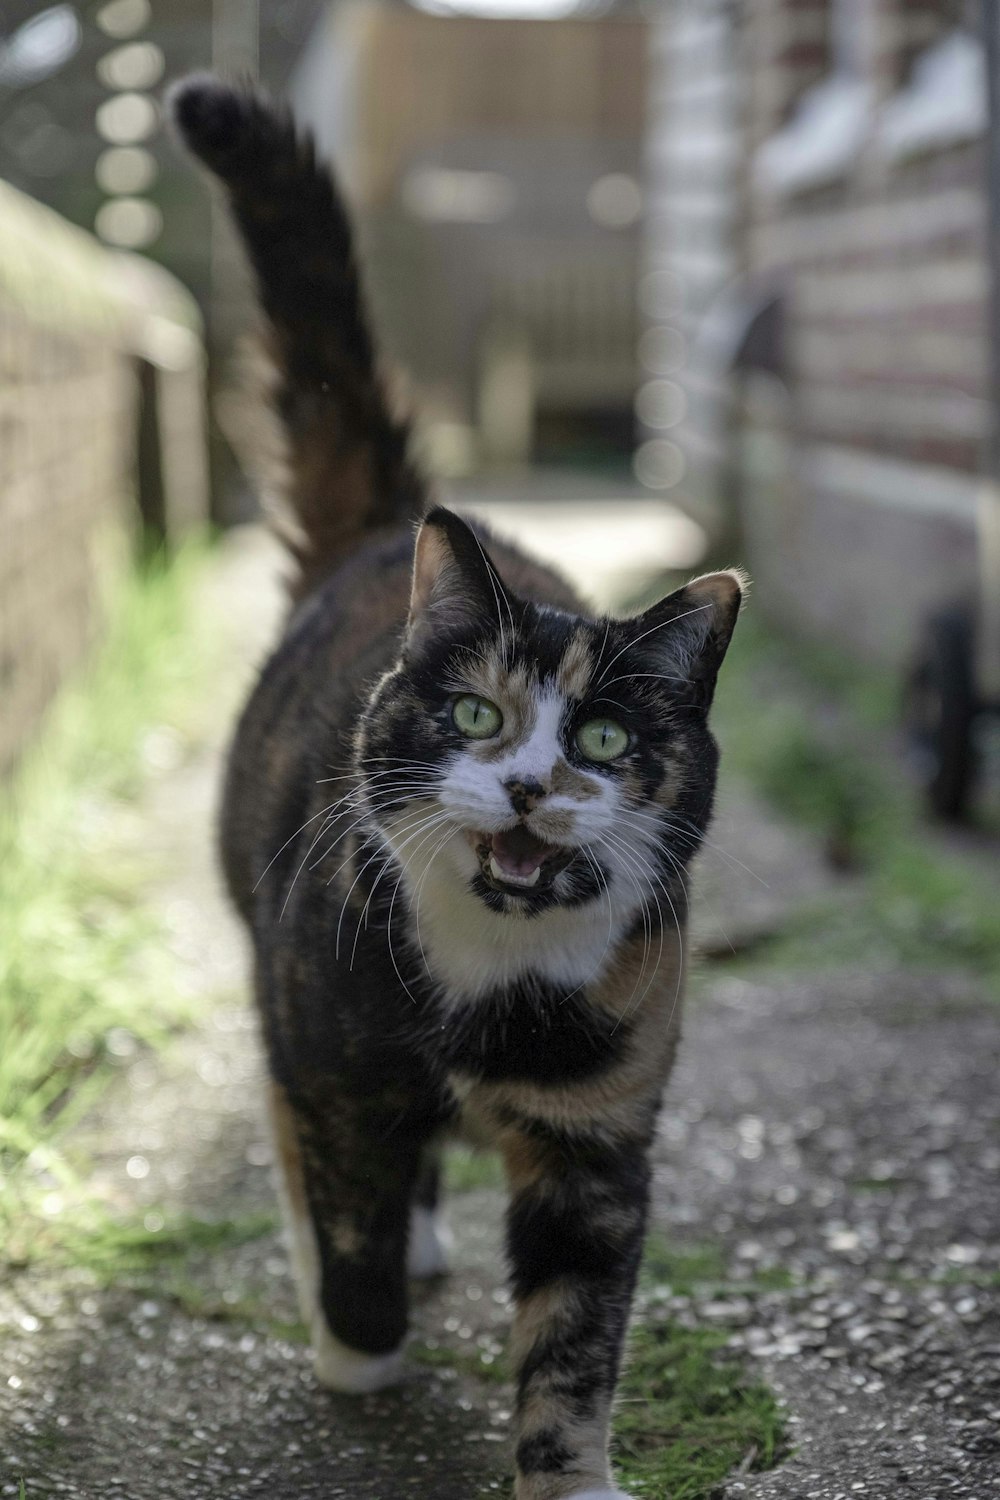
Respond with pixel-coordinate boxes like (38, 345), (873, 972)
(172, 76), (744, 1500)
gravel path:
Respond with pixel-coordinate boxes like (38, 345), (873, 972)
(2, 530), (998, 1500)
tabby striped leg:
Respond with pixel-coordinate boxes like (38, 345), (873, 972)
(502, 1128), (650, 1500)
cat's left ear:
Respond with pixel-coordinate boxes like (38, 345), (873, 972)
(406, 506), (514, 654)
(627, 568), (748, 710)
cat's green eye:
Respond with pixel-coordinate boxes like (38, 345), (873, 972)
(576, 717), (629, 763)
(453, 694), (503, 739)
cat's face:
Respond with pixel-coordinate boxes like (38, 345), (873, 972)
(358, 509), (743, 923)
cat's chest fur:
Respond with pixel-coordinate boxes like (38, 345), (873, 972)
(382, 846), (685, 1100)
(400, 846), (632, 1004)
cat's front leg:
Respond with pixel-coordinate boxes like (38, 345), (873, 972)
(501, 1124), (650, 1500)
(268, 1077), (429, 1394)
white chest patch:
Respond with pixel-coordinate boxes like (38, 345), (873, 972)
(396, 828), (636, 1004)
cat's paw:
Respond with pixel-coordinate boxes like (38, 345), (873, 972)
(312, 1323), (404, 1394)
(407, 1205), (452, 1279)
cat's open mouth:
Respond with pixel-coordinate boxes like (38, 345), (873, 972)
(468, 825), (574, 894)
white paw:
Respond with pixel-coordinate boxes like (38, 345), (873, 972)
(407, 1204), (452, 1279)
(312, 1321), (404, 1394)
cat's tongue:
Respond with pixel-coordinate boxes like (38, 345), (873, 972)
(489, 825), (551, 884)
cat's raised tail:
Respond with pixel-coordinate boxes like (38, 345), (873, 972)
(169, 75), (427, 597)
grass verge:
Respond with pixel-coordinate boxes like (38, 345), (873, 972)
(712, 616), (1000, 993)
(1, 541), (217, 1260)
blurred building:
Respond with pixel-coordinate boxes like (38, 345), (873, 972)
(293, 1), (648, 474)
(644, 0), (990, 665)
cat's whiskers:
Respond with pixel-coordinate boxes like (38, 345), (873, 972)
(275, 782), (389, 919)
(615, 802), (768, 889)
(621, 814), (740, 956)
(457, 646), (498, 675)
(403, 817), (460, 987)
(378, 811), (457, 1003)
(600, 827), (685, 1035)
(587, 694), (630, 716)
(253, 799), (346, 892)
(311, 789), (439, 876)
(597, 826), (678, 1027)
(664, 809), (769, 887)
(331, 796), (441, 910)
(337, 802), (445, 963)
(597, 670), (689, 692)
(593, 600), (715, 688)
(358, 755), (441, 771)
(316, 762), (439, 786)
(265, 769), (433, 895)
(592, 831), (660, 1028)
(306, 778), (439, 869)
(611, 806), (742, 959)
(469, 530), (516, 666)
(613, 809), (691, 889)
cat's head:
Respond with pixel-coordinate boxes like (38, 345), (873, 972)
(357, 507), (744, 921)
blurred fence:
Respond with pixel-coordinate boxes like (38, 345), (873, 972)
(0, 178), (209, 779)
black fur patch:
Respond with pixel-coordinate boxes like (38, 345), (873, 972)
(442, 978), (630, 1084)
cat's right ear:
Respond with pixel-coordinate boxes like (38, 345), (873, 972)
(406, 507), (512, 655)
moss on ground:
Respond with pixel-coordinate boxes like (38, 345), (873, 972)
(613, 1321), (786, 1497)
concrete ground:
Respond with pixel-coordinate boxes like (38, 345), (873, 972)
(2, 521), (998, 1500)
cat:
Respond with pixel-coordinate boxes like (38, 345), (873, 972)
(171, 76), (744, 1500)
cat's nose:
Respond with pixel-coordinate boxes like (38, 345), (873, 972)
(504, 778), (546, 816)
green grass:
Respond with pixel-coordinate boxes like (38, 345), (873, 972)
(613, 1322), (786, 1497)
(711, 617), (1000, 993)
(640, 1238), (728, 1293)
(47, 1207), (281, 1281)
(0, 541), (217, 1259)
(641, 1232), (796, 1297)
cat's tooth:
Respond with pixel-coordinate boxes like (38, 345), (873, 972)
(488, 855), (542, 888)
